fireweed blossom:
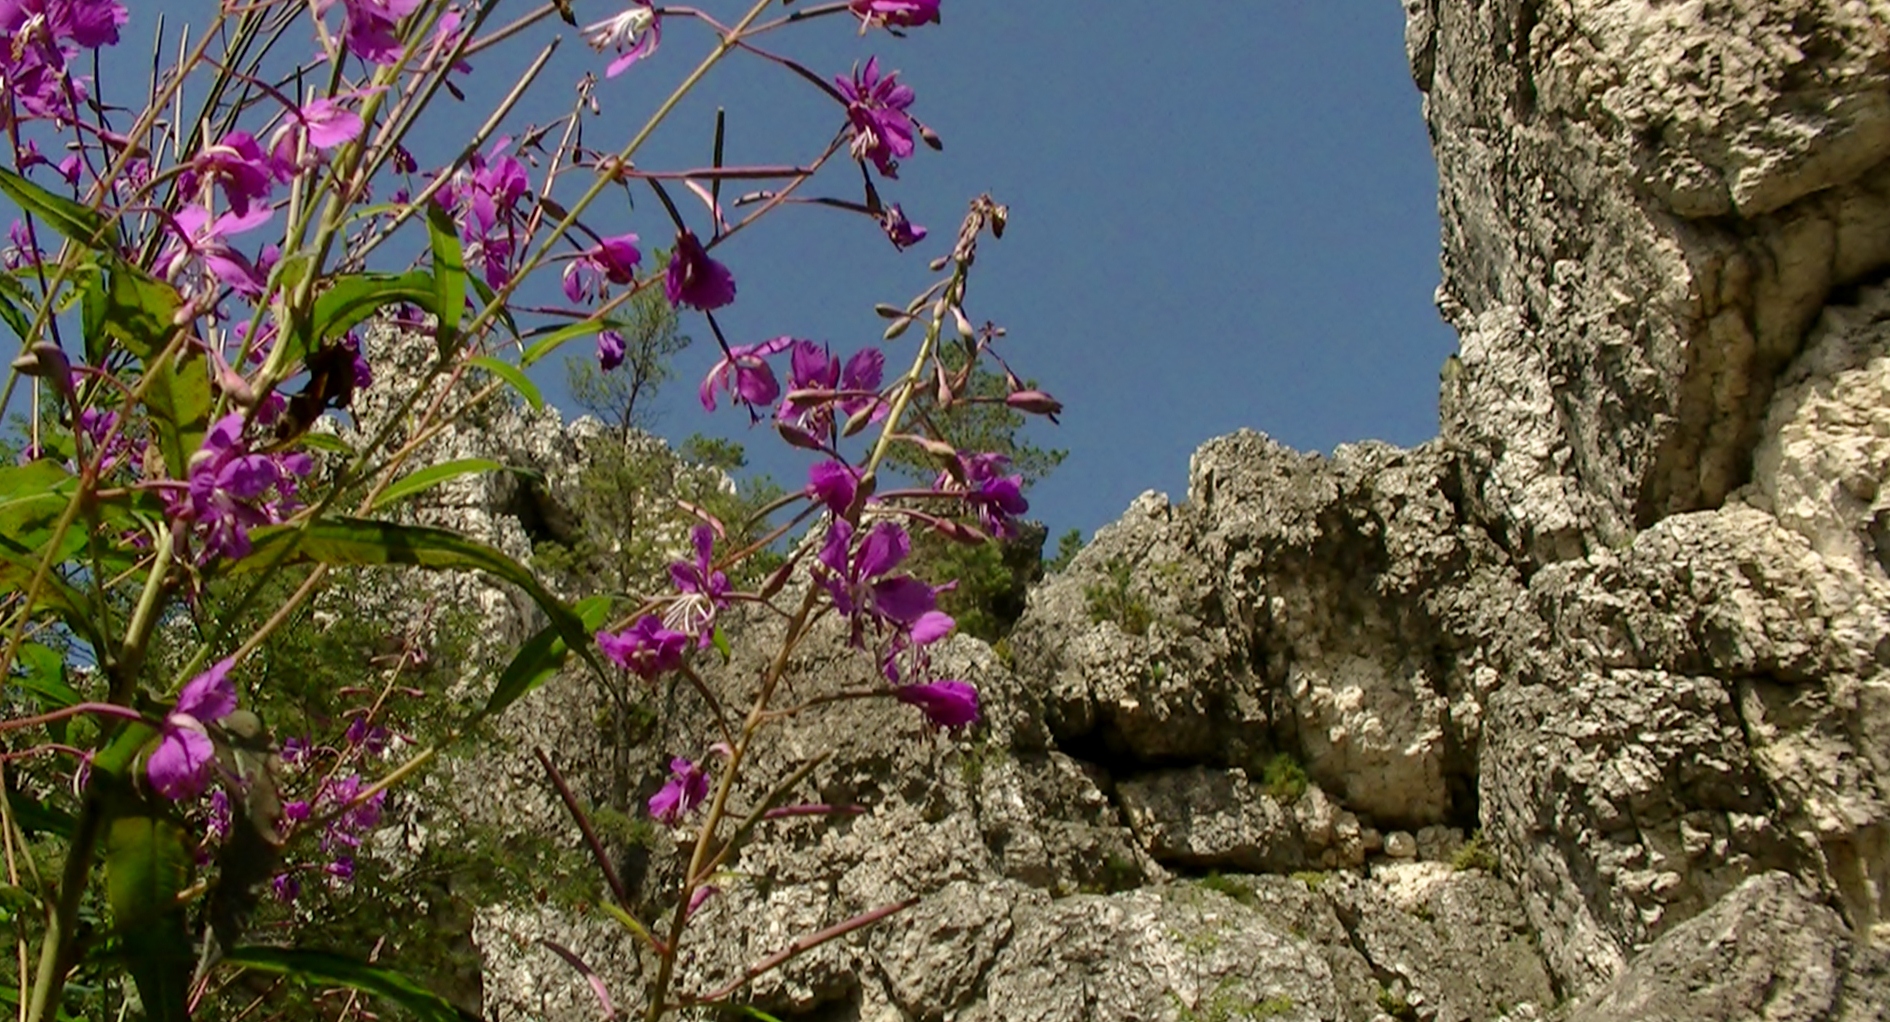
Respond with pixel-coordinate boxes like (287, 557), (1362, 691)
(437, 146), (532, 287)
(0, 0), (128, 121)
(317, 0), (423, 65)
(815, 519), (946, 647)
(895, 680), (979, 730)
(836, 57), (917, 178)
(597, 329), (626, 371)
(779, 342), (886, 439)
(171, 412), (313, 562)
(699, 336), (790, 412)
(939, 452), (1028, 539)
(879, 204), (926, 250)
(649, 757), (708, 826)
(806, 460), (859, 516)
(665, 525), (731, 644)
(147, 658), (238, 801)
(849, 0), (941, 30)
(561, 233), (642, 303)
(598, 615), (688, 680)
(585, 1), (659, 78)
(160, 205), (273, 299)
(185, 131), (275, 217)
(665, 230), (736, 311)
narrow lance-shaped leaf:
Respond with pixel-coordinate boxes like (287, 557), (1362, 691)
(106, 810), (194, 1022)
(469, 356), (542, 411)
(0, 166), (110, 250)
(223, 947), (477, 1022)
(426, 203), (467, 350)
(484, 595), (613, 720)
(369, 458), (506, 511)
(227, 518), (603, 682)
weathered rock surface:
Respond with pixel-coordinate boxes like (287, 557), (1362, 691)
(361, 2), (1890, 1020)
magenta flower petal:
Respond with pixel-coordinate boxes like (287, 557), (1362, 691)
(597, 330), (626, 371)
(664, 231), (736, 311)
(807, 461), (857, 515)
(895, 681), (979, 730)
(148, 727), (217, 800)
(855, 521), (910, 579)
(176, 658), (237, 721)
(648, 756), (708, 825)
(871, 576), (937, 624)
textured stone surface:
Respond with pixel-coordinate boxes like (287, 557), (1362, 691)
(1570, 872), (1890, 1022)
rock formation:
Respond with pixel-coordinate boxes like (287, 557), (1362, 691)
(370, 2), (1890, 1019)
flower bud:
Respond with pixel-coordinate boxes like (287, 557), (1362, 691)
(918, 123), (943, 151)
(1005, 390), (1062, 422)
(883, 316), (912, 341)
(775, 420), (825, 452)
(931, 518), (989, 545)
(9, 342), (70, 388)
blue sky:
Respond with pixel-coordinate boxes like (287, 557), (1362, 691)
(106, 2), (1455, 540)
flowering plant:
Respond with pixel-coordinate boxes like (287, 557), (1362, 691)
(0, 1), (1057, 1019)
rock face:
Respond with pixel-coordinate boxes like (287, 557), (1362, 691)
(375, 2), (1890, 1020)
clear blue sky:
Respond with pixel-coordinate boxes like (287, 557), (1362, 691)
(110, 2), (1458, 540)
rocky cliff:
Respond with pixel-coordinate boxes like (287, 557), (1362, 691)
(387, 2), (1890, 1019)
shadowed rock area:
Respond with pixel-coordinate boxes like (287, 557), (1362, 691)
(375, 2), (1890, 1019)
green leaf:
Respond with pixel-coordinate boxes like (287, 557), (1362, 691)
(483, 595), (613, 719)
(96, 264), (183, 362)
(223, 947), (475, 1022)
(300, 270), (436, 365)
(468, 275), (520, 340)
(106, 811), (194, 1022)
(426, 203), (466, 350)
(11, 642), (81, 710)
(370, 457), (503, 511)
(469, 356), (542, 410)
(0, 281), (32, 342)
(229, 518), (600, 681)
(712, 625), (732, 665)
(5, 790), (74, 839)
(295, 431), (356, 456)
(141, 344), (215, 480)
(0, 166), (109, 250)
(519, 318), (619, 367)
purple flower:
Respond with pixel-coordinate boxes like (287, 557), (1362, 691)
(815, 520), (944, 646)
(939, 452), (1028, 539)
(895, 680), (979, 730)
(147, 658), (238, 801)
(849, 0), (940, 29)
(171, 412), (313, 561)
(665, 526), (730, 643)
(807, 460), (858, 516)
(664, 231), (736, 311)
(597, 330), (626, 371)
(585, 2), (659, 78)
(597, 615), (688, 680)
(779, 342), (884, 440)
(439, 146), (533, 287)
(835, 57), (917, 178)
(699, 336), (790, 412)
(315, 773), (386, 852)
(271, 872), (301, 903)
(648, 757), (708, 825)
(879, 204), (926, 250)
(322, 0), (422, 65)
(188, 132), (275, 218)
(562, 233), (642, 303)
(161, 204), (273, 298)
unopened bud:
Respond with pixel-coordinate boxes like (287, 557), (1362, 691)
(874, 303), (906, 319)
(759, 554), (798, 600)
(1005, 390), (1062, 422)
(932, 518), (989, 545)
(9, 342), (71, 387)
(775, 421), (825, 452)
(918, 123), (943, 151)
(841, 406), (875, 438)
(217, 363), (260, 408)
(935, 364), (955, 408)
(882, 317), (911, 341)
(951, 305), (975, 340)
(907, 434), (958, 460)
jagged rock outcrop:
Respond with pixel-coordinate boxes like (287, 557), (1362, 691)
(349, 2), (1890, 1020)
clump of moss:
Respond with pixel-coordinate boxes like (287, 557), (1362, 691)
(1196, 872), (1258, 907)
(1258, 752), (1309, 802)
(1451, 829), (1498, 872)
(1084, 555), (1153, 635)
